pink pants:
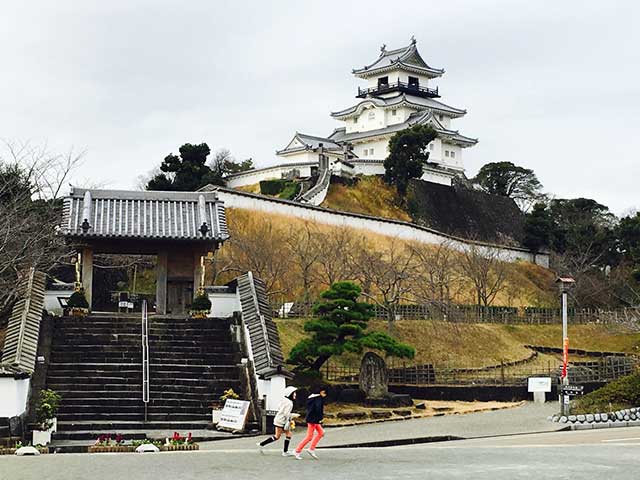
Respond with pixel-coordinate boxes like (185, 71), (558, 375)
(295, 423), (325, 452)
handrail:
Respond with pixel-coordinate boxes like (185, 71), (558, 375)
(141, 300), (150, 420)
(0, 268), (46, 374)
(357, 81), (439, 98)
(299, 166), (330, 205)
(246, 272), (272, 368)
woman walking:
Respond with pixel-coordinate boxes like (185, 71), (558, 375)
(257, 386), (299, 456)
(294, 385), (327, 460)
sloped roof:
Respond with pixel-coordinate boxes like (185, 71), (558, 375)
(329, 110), (478, 147)
(331, 93), (467, 119)
(61, 188), (229, 242)
(276, 132), (342, 155)
(353, 39), (444, 78)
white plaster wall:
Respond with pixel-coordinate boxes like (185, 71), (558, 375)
(353, 138), (390, 159)
(350, 161), (386, 176)
(44, 289), (74, 316)
(226, 164), (314, 188)
(0, 377), (30, 417)
(421, 171), (452, 186)
(366, 70), (432, 88)
(216, 189), (549, 267)
(208, 292), (240, 318)
(258, 375), (287, 412)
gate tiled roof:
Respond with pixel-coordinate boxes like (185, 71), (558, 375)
(61, 188), (229, 242)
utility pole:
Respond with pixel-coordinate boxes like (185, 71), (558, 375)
(556, 277), (575, 416)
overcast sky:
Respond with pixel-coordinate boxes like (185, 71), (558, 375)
(1, 1), (638, 215)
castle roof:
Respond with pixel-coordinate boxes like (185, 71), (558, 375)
(353, 38), (444, 79)
(331, 93), (467, 119)
(329, 110), (477, 148)
(276, 132), (343, 156)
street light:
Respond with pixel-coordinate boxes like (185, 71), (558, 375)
(556, 276), (575, 415)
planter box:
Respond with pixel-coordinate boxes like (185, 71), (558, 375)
(162, 443), (199, 451)
(88, 445), (135, 453)
(0, 448), (16, 456)
(190, 311), (209, 319)
(32, 417), (57, 446)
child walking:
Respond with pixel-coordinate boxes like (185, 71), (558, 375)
(257, 386), (298, 456)
(294, 385), (327, 460)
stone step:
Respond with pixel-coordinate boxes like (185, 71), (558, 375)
(52, 431), (147, 441)
(56, 412), (211, 421)
(55, 420), (211, 431)
(57, 405), (211, 415)
(57, 389), (233, 400)
(58, 398), (212, 408)
(50, 354), (236, 364)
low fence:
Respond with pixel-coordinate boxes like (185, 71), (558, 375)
(280, 301), (640, 326)
(323, 356), (639, 387)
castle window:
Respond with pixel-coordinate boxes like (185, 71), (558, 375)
(370, 148), (374, 155)
(438, 114), (443, 121)
(450, 151), (456, 158)
(363, 149), (368, 156)
(445, 150), (450, 157)
(429, 143), (434, 150)
(391, 109), (397, 116)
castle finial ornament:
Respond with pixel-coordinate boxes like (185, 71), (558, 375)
(380, 44), (386, 52)
(410, 35), (416, 45)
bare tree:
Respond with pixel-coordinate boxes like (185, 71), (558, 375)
(224, 215), (290, 298)
(410, 241), (463, 309)
(0, 140), (84, 316)
(312, 227), (357, 288)
(285, 221), (321, 314)
(457, 244), (509, 308)
(351, 237), (418, 330)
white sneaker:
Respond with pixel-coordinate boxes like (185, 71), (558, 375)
(256, 442), (264, 454)
(282, 451), (294, 457)
(294, 451), (303, 460)
(307, 449), (319, 460)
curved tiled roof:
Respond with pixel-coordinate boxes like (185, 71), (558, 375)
(353, 40), (444, 78)
(331, 93), (467, 119)
(276, 132), (342, 155)
(329, 110), (478, 147)
(61, 188), (229, 242)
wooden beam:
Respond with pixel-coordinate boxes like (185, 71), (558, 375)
(156, 250), (168, 315)
(81, 247), (94, 309)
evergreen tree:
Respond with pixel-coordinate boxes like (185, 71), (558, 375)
(147, 143), (223, 191)
(473, 161), (543, 210)
(287, 281), (415, 372)
(522, 203), (554, 253)
(384, 124), (437, 196)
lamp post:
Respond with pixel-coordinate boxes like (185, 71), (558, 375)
(556, 276), (575, 416)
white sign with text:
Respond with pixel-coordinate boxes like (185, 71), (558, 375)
(528, 377), (552, 393)
(217, 399), (250, 431)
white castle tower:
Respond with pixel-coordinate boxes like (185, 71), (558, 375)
(226, 38), (478, 195)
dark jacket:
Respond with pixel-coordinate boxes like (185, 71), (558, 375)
(305, 394), (324, 424)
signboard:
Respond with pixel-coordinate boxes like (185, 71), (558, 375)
(217, 399), (251, 431)
(560, 384), (584, 396)
(528, 377), (552, 393)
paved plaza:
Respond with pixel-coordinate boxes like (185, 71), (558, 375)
(2, 427), (639, 480)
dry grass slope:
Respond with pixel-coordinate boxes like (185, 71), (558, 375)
(276, 319), (640, 368)
(322, 176), (411, 221)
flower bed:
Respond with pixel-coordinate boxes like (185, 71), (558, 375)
(88, 445), (135, 453)
(161, 444), (199, 451)
(0, 446), (49, 455)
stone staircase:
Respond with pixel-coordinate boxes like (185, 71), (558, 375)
(46, 315), (243, 451)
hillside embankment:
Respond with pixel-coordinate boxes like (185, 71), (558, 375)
(276, 319), (640, 368)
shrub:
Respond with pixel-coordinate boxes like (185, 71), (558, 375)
(260, 179), (288, 195)
(279, 182), (300, 200)
(573, 371), (640, 413)
(35, 389), (62, 429)
(67, 290), (89, 309)
(191, 294), (211, 312)
(220, 388), (240, 403)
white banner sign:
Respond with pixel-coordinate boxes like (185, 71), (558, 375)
(528, 377), (552, 393)
(217, 399), (250, 431)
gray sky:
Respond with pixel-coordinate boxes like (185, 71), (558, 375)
(1, 1), (639, 215)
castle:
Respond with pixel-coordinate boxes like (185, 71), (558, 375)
(226, 38), (478, 202)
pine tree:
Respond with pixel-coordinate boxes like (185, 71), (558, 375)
(287, 281), (415, 372)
